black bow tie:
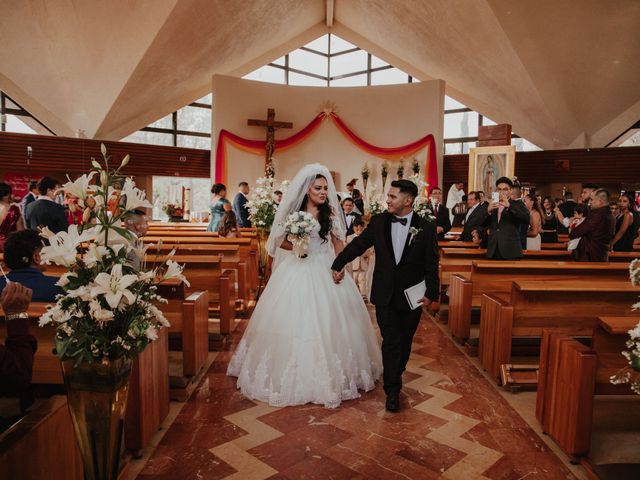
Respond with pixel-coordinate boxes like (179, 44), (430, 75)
(391, 216), (408, 225)
(346, 213), (354, 216)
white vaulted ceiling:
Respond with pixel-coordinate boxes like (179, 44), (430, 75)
(1, 0), (638, 149)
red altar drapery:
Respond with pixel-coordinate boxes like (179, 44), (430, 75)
(215, 112), (438, 191)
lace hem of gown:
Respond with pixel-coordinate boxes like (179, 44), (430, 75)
(227, 338), (381, 409)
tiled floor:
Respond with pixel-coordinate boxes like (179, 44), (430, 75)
(137, 310), (579, 480)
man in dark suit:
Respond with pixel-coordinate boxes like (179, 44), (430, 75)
(511, 183), (528, 249)
(569, 188), (615, 262)
(429, 187), (451, 240)
(25, 176), (67, 234)
(232, 181), (251, 228)
(483, 177), (530, 260)
(461, 192), (487, 241)
(0, 230), (64, 302)
(331, 180), (439, 412)
(342, 197), (362, 236)
(20, 181), (38, 225)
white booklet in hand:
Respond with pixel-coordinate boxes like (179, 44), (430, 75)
(404, 280), (427, 310)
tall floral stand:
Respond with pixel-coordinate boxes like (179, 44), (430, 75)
(62, 357), (132, 480)
(255, 227), (270, 299)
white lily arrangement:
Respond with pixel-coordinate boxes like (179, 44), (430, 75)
(39, 144), (189, 365)
(246, 176), (289, 231)
(367, 185), (386, 216)
(283, 211), (317, 259)
(407, 174), (435, 222)
(610, 259), (640, 394)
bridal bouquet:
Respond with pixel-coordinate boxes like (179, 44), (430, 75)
(38, 144), (189, 364)
(283, 211), (317, 258)
(610, 259), (640, 394)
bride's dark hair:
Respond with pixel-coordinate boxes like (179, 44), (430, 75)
(300, 174), (332, 243)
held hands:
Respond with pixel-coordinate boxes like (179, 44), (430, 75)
(0, 282), (33, 315)
(331, 269), (345, 284)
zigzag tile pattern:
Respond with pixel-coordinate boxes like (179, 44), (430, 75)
(138, 312), (577, 480)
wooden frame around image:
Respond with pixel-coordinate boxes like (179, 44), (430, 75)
(468, 145), (516, 196)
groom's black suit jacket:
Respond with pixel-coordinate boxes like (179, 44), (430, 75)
(332, 211), (439, 310)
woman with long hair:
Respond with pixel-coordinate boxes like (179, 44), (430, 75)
(612, 193), (635, 252)
(207, 183), (232, 232)
(0, 183), (24, 251)
(228, 164), (382, 408)
(540, 196), (559, 243)
(217, 210), (240, 238)
(524, 193), (543, 250)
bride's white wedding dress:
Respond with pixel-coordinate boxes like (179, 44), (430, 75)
(227, 222), (383, 408)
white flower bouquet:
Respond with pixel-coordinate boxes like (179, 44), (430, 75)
(367, 185), (386, 216)
(407, 174), (435, 222)
(283, 211), (317, 258)
(39, 144), (189, 364)
(246, 176), (278, 231)
(610, 259), (640, 394)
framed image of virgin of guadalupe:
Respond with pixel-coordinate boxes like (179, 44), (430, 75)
(468, 145), (516, 197)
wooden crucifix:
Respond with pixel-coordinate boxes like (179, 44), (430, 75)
(248, 108), (293, 175)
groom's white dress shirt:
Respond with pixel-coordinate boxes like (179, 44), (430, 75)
(391, 211), (413, 264)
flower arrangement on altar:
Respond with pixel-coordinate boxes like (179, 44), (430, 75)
(361, 163), (370, 191)
(396, 160), (405, 179)
(39, 144), (189, 364)
(610, 259), (640, 394)
(367, 185), (386, 216)
(163, 203), (184, 218)
(246, 176), (279, 230)
(283, 211), (317, 258)
(411, 157), (420, 175)
(407, 174), (435, 222)
(381, 161), (389, 190)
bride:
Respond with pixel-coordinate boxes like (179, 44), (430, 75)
(227, 164), (382, 408)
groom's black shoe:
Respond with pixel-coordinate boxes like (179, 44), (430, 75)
(385, 393), (400, 412)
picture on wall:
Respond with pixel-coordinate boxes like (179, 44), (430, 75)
(468, 145), (516, 197)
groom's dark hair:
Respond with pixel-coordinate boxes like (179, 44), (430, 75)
(391, 179), (418, 199)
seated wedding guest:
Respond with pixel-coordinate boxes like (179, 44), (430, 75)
(25, 176), (68, 234)
(523, 193), (543, 251)
(207, 183), (232, 232)
(611, 193), (635, 252)
(20, 181), (38, 225)
(232, 181), (251, 228)
(346, 219), (373, 300)
(541, 196), (559, 243)
(274, 190), (283, 205)
(124, 209), (149, 270)
(470, 227), (488, 248)
(0, 182), (24, 251)
(569, 188), (614, 262)
(430, 187), (451, 240)
(0, 230), (64, 301)
(484, 177), (530, 260)
(342, 198), (362, 236)
(0, 281), (37, 420)
(218, 211), (241, 238)
(461, 192), (485, 241)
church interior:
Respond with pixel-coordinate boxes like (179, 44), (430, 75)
(1, 1), (640, 479)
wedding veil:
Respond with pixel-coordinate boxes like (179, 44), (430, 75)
(266, 163), (346, 257)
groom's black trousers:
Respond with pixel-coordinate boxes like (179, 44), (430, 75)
(375, 304), (422, 396)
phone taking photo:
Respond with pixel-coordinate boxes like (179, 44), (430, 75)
(491, 191), (500, 203)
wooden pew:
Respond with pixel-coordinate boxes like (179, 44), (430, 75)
(536, 318), (639, 461)
(0, 304), (170, 455)
(448, 261), (630, 342)
(145, 255), (235, 334)
(143, 236), (259, 294)
(158, 283), (209, 377)
(478, 281), (638, 382)
(438, 241), (478, 248)
(0, 396), (83, 480)
(147, 243), (250, 310)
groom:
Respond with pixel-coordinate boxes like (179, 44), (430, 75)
(331, 179), (439, 412)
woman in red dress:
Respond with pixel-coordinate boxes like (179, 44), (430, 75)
(0, 183), (24, 251)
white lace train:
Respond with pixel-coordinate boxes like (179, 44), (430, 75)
(227, 239), (382, 408)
